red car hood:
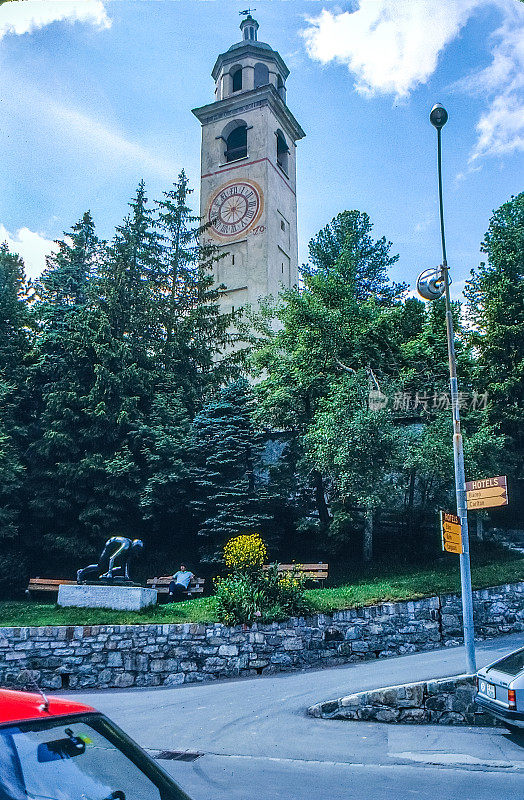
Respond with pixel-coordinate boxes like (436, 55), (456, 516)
(0, 689), (95, 725)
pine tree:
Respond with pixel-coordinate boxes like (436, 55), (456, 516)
(154, 170), (234, 412)
(0, 244), (30, 592)
(465, 192), (524, 484)
(190, 380), (271, 563)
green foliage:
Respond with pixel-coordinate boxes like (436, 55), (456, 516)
(306, 210), (406, 303)
(465, 192), (524, 482)
(190, 380), (274, 562)
(304, 373), (402, 509)
(214, 534), (309, 625)
(0, 186), (520, 594)
(0, 174), (236, 587)
(214, 567), (310, 626)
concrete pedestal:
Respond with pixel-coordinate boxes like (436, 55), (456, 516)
(58, 584), (157, 611)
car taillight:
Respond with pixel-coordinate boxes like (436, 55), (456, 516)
(476, 676), (479, 691)
(508, 689), (516, 709)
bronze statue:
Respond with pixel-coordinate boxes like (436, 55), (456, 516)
(77, 537), (144, 585)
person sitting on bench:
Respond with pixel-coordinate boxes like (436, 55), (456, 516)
(169, 565), (194, 599)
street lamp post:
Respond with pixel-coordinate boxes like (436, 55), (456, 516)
(417, 104), (476, 674)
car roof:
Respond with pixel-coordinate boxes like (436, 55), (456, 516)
(0, 689), (95, 725)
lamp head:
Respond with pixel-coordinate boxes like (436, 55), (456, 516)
(430, 103), (448, 130)
(417, 267), (445, 301)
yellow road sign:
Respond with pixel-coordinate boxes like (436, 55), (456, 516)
(467, 495), (509, 510)
(440, 510), (463, 554)
(442, 521), (461, 535)
(443, 529), (462, 545)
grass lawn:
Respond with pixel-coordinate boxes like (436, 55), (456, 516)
(0, 547), (522, 628)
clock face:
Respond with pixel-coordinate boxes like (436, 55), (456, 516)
(207, 179), (263, 239)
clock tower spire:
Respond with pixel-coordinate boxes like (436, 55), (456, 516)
(192, 15), (305, 315)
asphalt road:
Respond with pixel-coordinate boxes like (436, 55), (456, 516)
(72, 634), (524, 799)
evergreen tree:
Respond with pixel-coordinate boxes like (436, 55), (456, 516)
(306, 210), (406, 303)
(0, 244), (30, 592)
(190, 380), (271, 563)
(154, 170), (234, 412)
(25, 215), (110, 569)
(0, 243), (31, 379)
(465, 192), (524, 490)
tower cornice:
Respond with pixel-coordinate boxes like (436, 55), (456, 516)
(211, 42), (290, 82)
(192, 84), (305, 142)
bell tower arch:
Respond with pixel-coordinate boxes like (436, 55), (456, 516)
(192, 15), (305, 314)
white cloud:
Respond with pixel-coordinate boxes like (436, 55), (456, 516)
(0, 0), (111, 41)
(457, 10), (524, 162)
(0, 224), (58, 281)
(302, 0), (479, 99)
(302, 0), (524, 165)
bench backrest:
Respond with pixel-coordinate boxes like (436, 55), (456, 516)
(27, 578), (76, 591)
(264, 563), (329, 581)
(146, 576), (205, 594)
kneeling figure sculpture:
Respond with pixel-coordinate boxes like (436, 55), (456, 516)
(77, 536), (144, 585)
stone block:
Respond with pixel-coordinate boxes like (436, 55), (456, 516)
(340, 694), (364, 709)
(58, 584), (157, 611)
(398, 684), (425, 708)
(107, 652), (123, 668)
(218, 645), (239, 657)
(359, 706), (399, 723)
(351, 641), (369, 653)
(425, 695), (447, 712)
(283, 639), (303, 651)
(399, 708), (427, 723)
(113, 672), (135, 688)
(163, 672), (185, 686)
(319, 700), (339, 716)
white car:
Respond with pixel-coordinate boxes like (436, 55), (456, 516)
(476, 646), (524, 732)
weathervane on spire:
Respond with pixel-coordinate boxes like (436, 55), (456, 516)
(239, 9), (259, 40)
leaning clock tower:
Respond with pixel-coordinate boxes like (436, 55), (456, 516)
(192, 14), (305, 314)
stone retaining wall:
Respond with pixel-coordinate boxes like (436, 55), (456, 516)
(0, 582), (522, 691)
(308, 675), (499, 726)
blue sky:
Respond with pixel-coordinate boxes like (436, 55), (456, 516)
(0, 0), (523, 300)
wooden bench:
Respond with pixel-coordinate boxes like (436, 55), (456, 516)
(26, 578), (76, 599)
(146, 576), (205, 599)
(264, 563), (329, 586)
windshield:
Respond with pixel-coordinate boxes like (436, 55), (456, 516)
(0, 714), (189, 800)
(488, 648), (524, 678)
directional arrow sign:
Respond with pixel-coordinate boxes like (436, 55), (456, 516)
(444, 541), (463, 555)
(466, 475), (508, 510)
(443, 529), (462, 545)
(466, 475), (506, 492)
(443, 521), (461, 535)
(466, 487), (506, 501)
(440, 511), (463, 554)
(467, 496), (508, 510)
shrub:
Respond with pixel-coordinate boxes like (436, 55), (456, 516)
(215, 537), (310, 625)
(214, 574), (265, 626)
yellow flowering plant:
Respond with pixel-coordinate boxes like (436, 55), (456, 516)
(223, 533), (267, 573)
(214, 535), (309, 625)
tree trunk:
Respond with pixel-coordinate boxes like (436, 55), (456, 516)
(476, 513), (484, 541)
(363, 509), (373, 562)
(312, 470), (330, 528)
